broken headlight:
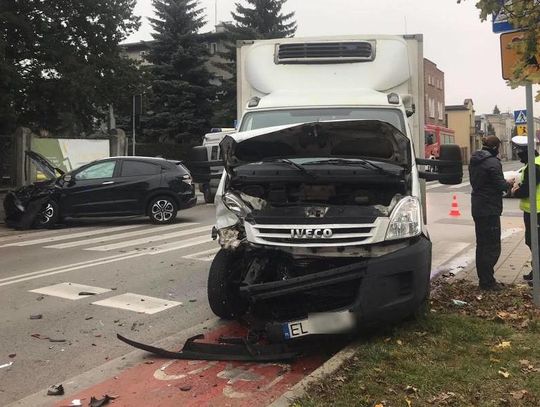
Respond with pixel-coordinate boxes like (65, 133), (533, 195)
(385, 196), (422, 240)
(223, 192), (251, 218)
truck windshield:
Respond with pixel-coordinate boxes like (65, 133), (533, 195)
(239, 108), (406, 133)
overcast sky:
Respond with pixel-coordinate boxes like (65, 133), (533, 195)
(127, 0), (540, 118)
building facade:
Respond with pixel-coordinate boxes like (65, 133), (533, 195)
(445, 99), (476, 160)
(424, 59), (445, 127)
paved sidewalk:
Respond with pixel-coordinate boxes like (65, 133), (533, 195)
(457, 216), (531, 286)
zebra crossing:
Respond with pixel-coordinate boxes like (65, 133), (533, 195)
(0, 221), (219, 261)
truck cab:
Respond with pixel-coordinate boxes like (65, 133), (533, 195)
(205, 35), (462, 339)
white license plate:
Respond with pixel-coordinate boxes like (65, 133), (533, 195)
(282, 311), (356, 340)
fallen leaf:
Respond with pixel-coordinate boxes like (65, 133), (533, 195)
(374, 404), (384, 407)
(510, 390), (528, 400)
(396, 340), (403, 346)
(498, 369), (510, 378)
(405, 398), (412, 407)
(495, 341), (512, 349)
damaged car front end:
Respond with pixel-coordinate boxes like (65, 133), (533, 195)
(4, 151), (63, 230)
(208, 120), (432, 341)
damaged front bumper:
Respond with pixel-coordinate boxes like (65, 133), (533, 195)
(3, 192), (48, 229)
(246, 237), (432, 340)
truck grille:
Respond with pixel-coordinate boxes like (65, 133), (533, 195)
(276, 41), (375, 64)
(245, 222), (382, 247)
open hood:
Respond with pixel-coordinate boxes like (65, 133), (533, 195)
(26, 150), (64, 179)
(220, 120), (411, 173)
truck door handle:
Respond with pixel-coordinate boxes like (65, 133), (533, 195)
(102, 181), (115, 185)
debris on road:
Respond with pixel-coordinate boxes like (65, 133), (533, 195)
(89, 394), (116, 407)
(68, 399), (82, 406)
(47, 384), (64, 396)
(49, 338), (67, 343)
(30, 314), (43, 319)
(451, 299), (468, 307)
(85, 316), (94, 320)
(78, 291), (97, 296)
(117, 333), (299, 362)
(31, 333), (49, 340)
(0, 361), (14, 369)
(179, 385), (192, 391)
(8, 353), (16, 358)
(36, 295), (45, 301)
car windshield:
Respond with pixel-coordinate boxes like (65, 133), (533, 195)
(239, 108), (406, 133)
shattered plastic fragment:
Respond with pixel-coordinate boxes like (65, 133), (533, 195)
(30, 314), (43, 320)
(69, 399), (82, 406)
(451, 299), (468, 306)
(0, 361), (14, 369)
(78, 291), (97, 296)
(89, 394), (116, 407)
(47, 384), (64, 396)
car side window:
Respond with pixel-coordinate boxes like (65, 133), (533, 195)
(120, 161), (162, 177)
(75, 161), (116, 180)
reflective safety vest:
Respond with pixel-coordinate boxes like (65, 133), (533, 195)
(520, 156), (540, 213)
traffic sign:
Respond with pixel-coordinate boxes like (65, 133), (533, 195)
(492, 1), (514, 33)
(501, 31), (540, 80)
(514, 109), (527, 124)
(516, 124), (527, 135)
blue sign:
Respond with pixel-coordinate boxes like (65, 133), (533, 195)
(514, 110), (527, 124)
(492, 1), (514, 33)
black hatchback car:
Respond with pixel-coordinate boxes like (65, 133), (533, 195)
(3, 152), (197, 229)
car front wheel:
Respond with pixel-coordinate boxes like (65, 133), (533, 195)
(148, 196), (178, 224)
(33, 200), (59, 229)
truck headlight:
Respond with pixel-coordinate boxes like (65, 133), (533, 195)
(223, 192), (251, 218)
(385, 196), (422, 240)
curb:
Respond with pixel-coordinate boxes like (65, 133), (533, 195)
(268, 344), (358, 407)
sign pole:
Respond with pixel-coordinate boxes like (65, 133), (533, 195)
(525, 83), (540, 306)
(132, 95), (136, 156)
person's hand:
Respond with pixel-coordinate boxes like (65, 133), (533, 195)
(511, 183), (520, 195)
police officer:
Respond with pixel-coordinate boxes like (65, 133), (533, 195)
(510, 136), (540, 282)
(469, 136), (509, 290)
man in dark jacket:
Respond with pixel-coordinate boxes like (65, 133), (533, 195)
(469, 136), (509, 290)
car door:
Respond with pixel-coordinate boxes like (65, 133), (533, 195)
(113, 159), (164, 213)
(61, 160), (120, 216)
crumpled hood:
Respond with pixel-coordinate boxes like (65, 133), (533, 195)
(220, 120), (411, 173)
(25, 150), (64, 179)
(470, 149), (494, 167)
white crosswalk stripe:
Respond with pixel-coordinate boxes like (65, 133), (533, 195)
(44, 222), (198, 249)
(0, 224), (142, 247)
(86, 225), (211, 251)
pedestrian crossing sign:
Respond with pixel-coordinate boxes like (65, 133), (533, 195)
(516, 124), (527, 136)
(514, 110), (527, 124)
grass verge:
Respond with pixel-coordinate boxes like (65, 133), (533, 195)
(294, 280), (540, 407)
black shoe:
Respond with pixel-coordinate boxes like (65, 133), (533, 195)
(479, 282), (504, 292)
(523, 271), (533, 281)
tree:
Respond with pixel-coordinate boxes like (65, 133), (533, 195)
(459, 0), (540, 100)
(214, 0), (297, 126)
(145, 0), (215, 143)
(0, 0), (142, 135)
(493, 105), (501, 115)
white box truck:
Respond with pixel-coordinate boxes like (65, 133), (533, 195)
(204, 35), (462, 340)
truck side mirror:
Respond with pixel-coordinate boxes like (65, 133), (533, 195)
(418, 144), (463, 185)
(186, 146), (213, 184)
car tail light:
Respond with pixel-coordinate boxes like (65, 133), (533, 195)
(181, 174), (193, 185)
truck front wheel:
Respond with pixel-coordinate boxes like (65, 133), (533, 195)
(207, 249), (248, 319)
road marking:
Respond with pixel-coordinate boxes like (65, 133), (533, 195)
(449, 181), (470, 189)
(86, 226), (211, 251)
(29, 282), (111, 300)
(183, 247), (220, 262)
(0, 224), (142, 247)
(0, 252), (146, 287)
(92, 293), (182, 314)
(45, 223), (198, 249)
(148, 235), (214, 255)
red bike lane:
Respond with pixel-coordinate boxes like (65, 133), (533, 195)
(55, 322), (328, 407)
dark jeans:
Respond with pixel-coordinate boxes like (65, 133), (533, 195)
(524, 212), (540, 250)
(473, 215), (501, 288)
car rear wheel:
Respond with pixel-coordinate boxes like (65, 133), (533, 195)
(207, 249), (248, 319)
(33, 201), (59, 229)
(148, 196), (178, 224)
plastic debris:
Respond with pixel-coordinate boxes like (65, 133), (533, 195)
(8, 353), (16, 358)
(36, 295), (45, 301)
(49, 338), (67, 343)
(180, 385), (192, 391)
(0, 361), (14, 369)
(69, 399), (82, 406)
(85, 316), (94, 320)
(30, 314), (43, 320)
(47, 384), (64, 396)
(78, 291), (96, 296)
(31, 333), (49, 340)
(451, 299), (468, 307)
(89, 394), (116, 407)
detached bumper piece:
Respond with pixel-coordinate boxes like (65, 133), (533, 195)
(117, 333), (299, 362)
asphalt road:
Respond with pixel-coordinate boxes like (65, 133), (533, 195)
(0, 161), (525, 405)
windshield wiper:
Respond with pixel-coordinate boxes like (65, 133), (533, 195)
(304, 158), (401, 177)
(262, 158), (318, 179)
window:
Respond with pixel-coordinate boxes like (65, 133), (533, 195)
(428, 98), (435, 118)
(427, 75), (432, 85)
(121, 160), (161, 177)
(76, 161), (116, 180)
(438, 101), (444, 120)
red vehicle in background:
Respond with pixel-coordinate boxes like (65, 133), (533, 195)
(424, 124), (456, 159)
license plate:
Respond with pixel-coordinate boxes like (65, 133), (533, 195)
(282, 311), (356, 340)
